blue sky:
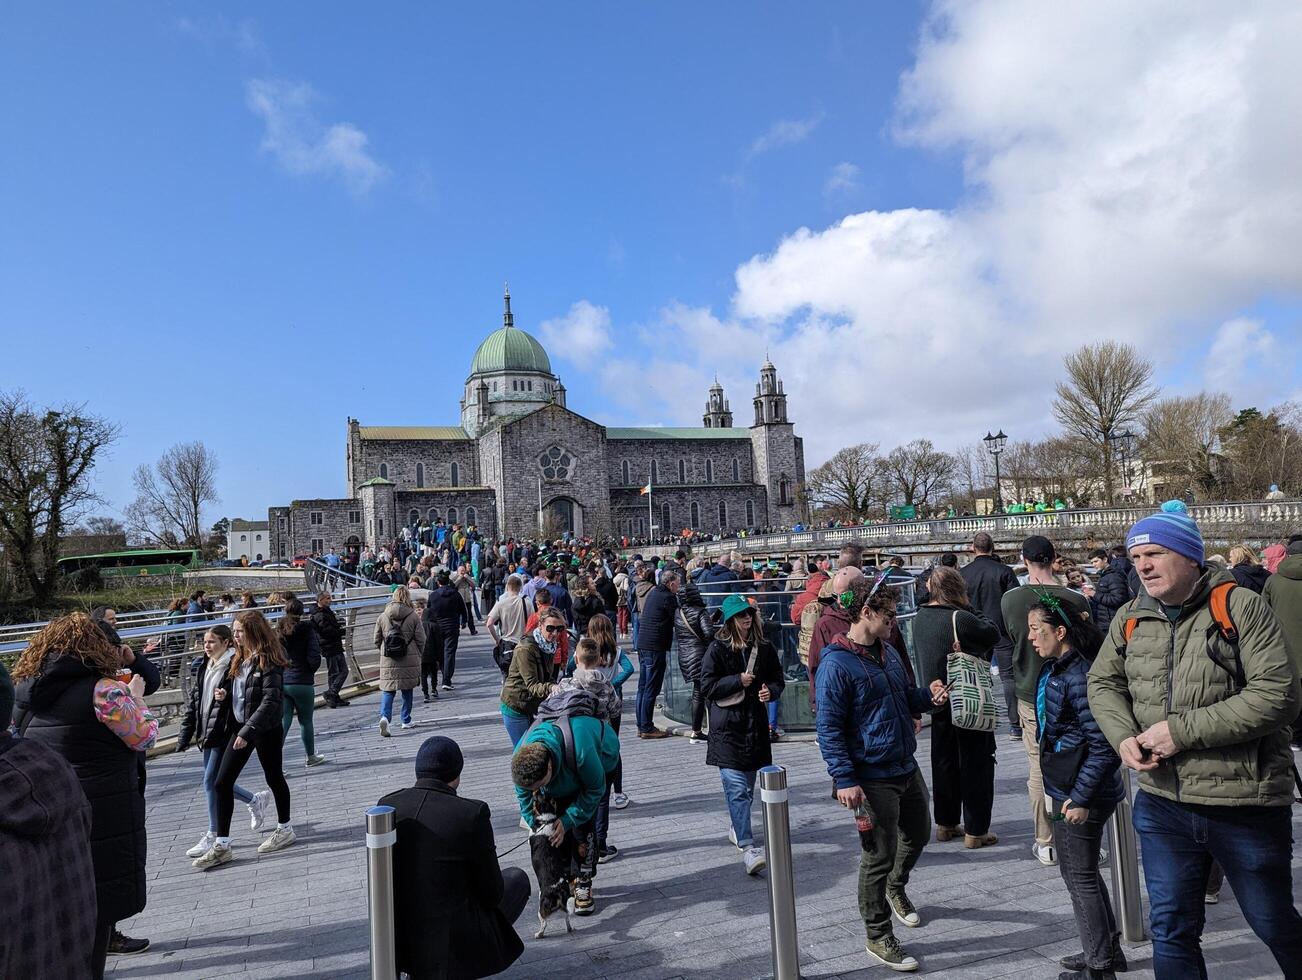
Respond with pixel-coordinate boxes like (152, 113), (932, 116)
(3, 1), (1301, 527)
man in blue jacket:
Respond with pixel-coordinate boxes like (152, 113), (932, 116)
(513, 714), (620, 918)
(816, 576), (948, 973)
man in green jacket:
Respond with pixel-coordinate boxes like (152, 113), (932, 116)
(513, 713), (620, 918)
(1087, 502), (1301, 980)
(1262, 533), (1302, 749)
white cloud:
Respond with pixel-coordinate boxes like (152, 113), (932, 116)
(823, 161), (861, 198)
(1204, 317), (1281, 401)
(747, 110), (826, 159)
(564, 2), (1302, 467)
(539, 301), (614, 358)
(246, 79), (388, 195)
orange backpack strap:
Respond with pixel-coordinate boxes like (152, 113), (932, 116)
(1208, 581), (1239, 643)
(1123, 617), (1138, 645)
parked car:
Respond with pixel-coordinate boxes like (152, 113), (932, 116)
(291, 555), (310, 568)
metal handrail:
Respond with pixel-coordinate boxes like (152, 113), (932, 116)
(691, 497), (1302, 557)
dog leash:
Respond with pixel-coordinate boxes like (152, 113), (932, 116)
(497, 835), (532, 859)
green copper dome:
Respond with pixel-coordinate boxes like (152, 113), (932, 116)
(469, 326), (552, 376)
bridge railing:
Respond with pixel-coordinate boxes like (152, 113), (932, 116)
(690, 498), (1302, 558)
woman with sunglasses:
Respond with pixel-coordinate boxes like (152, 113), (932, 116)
(1028, 598), (1123, 980)
(815, 576), (950, 974)
(499, 607), (564, 747)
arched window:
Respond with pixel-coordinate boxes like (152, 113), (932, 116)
(733, 458), (740, 482)
(450, 462), (459, 486)
(621, 460), (630, 485)
(427, 507), (439, 522)
(779, 476), (790, 505)
(538, 446), (573, 481)
(690, 501), (700, 528)
(378, 463), (388, 479)
(718, 500), (728, 530)
(447, 507), (458, 523)
(745, 500), (755, 527)
(678, 459), (686, 483)
(466, 506), (477, 526)
(527, 380), (533, 391)
(705, 459), (713, 483)
(651, 460), (659, 485)
(661, 502), (671, 532)
(408, 509), (419, 525)
(415, 463), (424, 486)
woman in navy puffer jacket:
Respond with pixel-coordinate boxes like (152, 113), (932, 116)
(1028, 598), (1123, 980)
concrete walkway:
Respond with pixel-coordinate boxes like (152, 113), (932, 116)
(110, 632), (1296, 979)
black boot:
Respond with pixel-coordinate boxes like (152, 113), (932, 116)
(1058, 970), (1115, 980)
(1060, 936), (1127, 973)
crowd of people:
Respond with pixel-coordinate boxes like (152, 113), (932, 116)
(3, 501), (1300, 978)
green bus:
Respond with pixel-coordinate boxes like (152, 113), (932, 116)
(57, 548), (202, 579)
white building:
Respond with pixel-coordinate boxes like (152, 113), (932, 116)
(227, 519), (270, 562)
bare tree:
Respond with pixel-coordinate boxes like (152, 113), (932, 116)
(0, 391), (119, 603)
(883, 439), (957, 511)
(126, 441), (220, 547)
(806, 442), (881, 521)
(950, 444), (991, 515)
(1142, 392), (1233, 497)
(1053, 341), (1157, 505)
(1029, 437), (1102, 507)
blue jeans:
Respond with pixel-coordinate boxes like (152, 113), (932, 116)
(202, 746), (253, 832)
(767, 700), (781, 729)
(719, 768), (757, 848)
(635, 649), (667, 733)
(502, 705), (532, 747)
(379, 689), (413, 725)
(1132, 789), (1302, 980)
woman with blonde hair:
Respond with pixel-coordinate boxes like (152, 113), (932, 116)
(195, 611), (295, 870)
(373, 584), (425, 737)
(11, 613), (159, 976)
(1228, 544), (1270, 593)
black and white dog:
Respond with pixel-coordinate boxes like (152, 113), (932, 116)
(528, 797), (576, 938)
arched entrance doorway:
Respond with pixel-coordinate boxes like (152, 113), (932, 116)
(542, 496), (581, 538)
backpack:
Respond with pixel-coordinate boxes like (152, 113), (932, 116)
(382, 614), (409, 659)
(1121, 581), (1302, 802)
(525, 714), (580, 773)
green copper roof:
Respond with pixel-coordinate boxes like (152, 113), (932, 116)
(356, 477), (396, 487)
(606, 427), (752, 440)
(469, 326), (552, 376)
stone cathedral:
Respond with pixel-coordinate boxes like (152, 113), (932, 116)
(268, 290), (806, 558)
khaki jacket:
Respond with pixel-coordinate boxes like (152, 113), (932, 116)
(1087, 568), (1299, 807)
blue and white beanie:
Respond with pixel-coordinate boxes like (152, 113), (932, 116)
(1125, 500), (1205, 566)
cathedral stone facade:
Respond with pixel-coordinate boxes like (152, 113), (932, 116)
(268, 290), (806, 558)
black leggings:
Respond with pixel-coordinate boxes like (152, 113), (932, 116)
(690, 679), (706, 734)
(214, 729), (291, 836)
(420, 660), (440, 697)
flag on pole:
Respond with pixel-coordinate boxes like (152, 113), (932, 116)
(639, 484), (652, 495)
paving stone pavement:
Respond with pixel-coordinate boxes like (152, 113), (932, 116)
(110, 632), (1297, 979)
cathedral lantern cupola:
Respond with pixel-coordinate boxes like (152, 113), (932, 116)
(703, 376), (733, 428)
(753, 355), (787, 425)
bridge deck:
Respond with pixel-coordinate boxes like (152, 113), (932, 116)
(112, 633), (1295, 979)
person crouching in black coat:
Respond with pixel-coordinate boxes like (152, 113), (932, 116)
(378, 736), (528, 980)
(673, 582), (717, 742)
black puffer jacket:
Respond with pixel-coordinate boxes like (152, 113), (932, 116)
(14, 657), (147, 924)
(673, 584), (717, 683)
(281, 621), (322, 687)
(572, 592), (605, 636)
(1230, 562), (1270, 595)
(700, 636), (784, 771)
(1091, 557), (1132, 631)
(227, 661), (285, 742)
(178, 654), (233, 751)
(1038, 649), (1123, 808)
(310, 605), (345, 658)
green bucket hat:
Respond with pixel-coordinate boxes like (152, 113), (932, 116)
(720, 594), (752, 623)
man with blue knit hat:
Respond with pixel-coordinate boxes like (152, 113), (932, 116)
(1088, 501), (1302, 980)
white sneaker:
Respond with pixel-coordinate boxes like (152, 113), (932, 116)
(379, 717), (391, 738)
(400, 721), (417, 730)
(257, 826), (296, 854)
(305, 754), (328, 767)
(186, 831), (216, 858)
(1033, 842), (1057, 866)
(248, 790), (271, 833)
(743, 846), (766, 875)
(611, 792), (630, 810)
(192, 842), (233, 871)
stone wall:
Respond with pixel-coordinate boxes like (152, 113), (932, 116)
(496, 405), (612, 538)
(605, 437), (754, 490)
(750, 423), (802, 527)
(354, 438), (479, 490)
(270, 498), (361, 557)
(394, 489), (498, 537)
(609, 485), (767, 537)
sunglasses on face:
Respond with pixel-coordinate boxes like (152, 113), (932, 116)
(543, 625), (565, 634)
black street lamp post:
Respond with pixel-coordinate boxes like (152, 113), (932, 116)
(983, 430), (1008, 514)
(1114, 429), (1137, 500)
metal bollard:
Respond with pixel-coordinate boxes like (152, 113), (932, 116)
(1108, 769), (1147, 944)
(365, 805), (398, 979)
(759, 765), (803, 980)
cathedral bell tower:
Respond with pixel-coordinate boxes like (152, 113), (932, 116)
(752, 356), (787, 425)
(703, 377), (733, 428)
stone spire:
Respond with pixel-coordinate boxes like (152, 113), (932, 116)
(503, 282), (514, 328)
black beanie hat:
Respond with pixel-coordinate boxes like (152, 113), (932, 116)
(415, 735), (464, 783)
